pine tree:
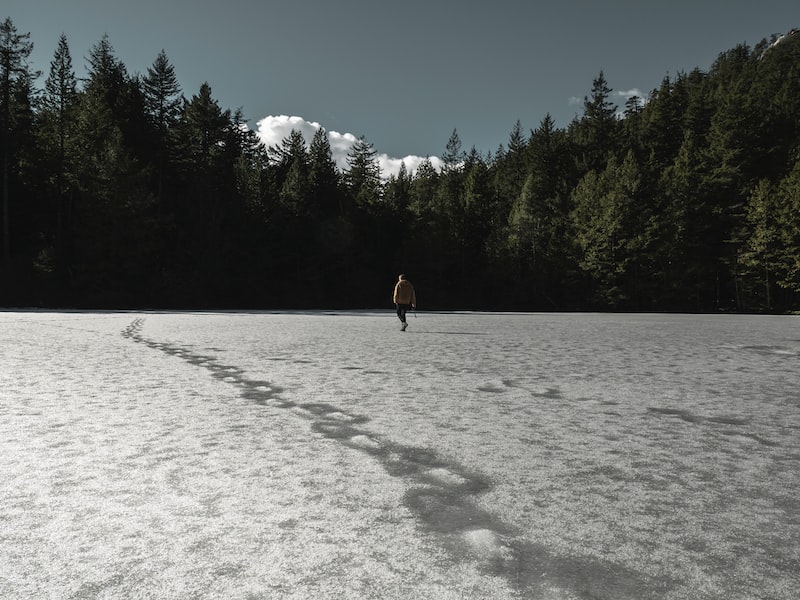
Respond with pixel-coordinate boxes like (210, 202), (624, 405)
(229, 108), (268, 217)
(434, 129), (465, 226)
(509, 115), (569, 272)
(642, 74), (689, 171)
(571, 152), (643, 307)
(441, 128), (464, 173)
(572, 71), (619, 174)
(142, 50), (182, 201)
(463, 151), (491, 225)
(493, 120), (527, 203)
(267, 129), (309, 216)
(343, 136), (381, 211)
(174, 82), (230, 170)
(0, 17), (37, 266)
(740, 179), (781, 309)
(40, 34), (77, 168)
(167, 82), (255, 302)
(38, 33), (78, 286)
(408, 158), (439, 219)
(68, 35), (162, 302)
(383, 161), (411, 216)
(280, 153), (311, 216)
(170, 81), (235, 232)
(75, 35), (141, 180)
(775, 158), (800, 295)
(82, 35), (129, 123)
(308, 127), (341, 217)
(143, 50), (181, 133)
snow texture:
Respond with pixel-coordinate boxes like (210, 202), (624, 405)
(1, 310), (798, 599)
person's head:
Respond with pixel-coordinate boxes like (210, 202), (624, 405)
(398, 274), (407, 281)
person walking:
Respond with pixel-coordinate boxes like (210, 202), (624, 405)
(393, 274), (416, 331)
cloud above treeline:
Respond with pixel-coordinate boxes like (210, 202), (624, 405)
(254, 115), (442, 179)
(568, 87), (645, 110)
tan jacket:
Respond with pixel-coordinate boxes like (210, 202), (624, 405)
(393, 279), (416, 306)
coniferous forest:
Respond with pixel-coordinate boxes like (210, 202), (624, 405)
(1, 18), (799, 311)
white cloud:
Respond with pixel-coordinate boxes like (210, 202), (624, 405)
(377, 154), (444, 179)
(570, 89), (644, 106)
(614, 89), (647, 117)
(615, 88), (643, 101)
(255, 114), (321, 150)
(327, 130), (360, 172)
(254, 115), (439, 179)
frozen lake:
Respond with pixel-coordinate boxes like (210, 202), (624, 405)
(1, 310), (798, 599)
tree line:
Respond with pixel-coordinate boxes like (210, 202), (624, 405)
(1, 18), (799, 311)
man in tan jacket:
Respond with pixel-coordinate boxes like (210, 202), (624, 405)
(392, 274), (417, 331)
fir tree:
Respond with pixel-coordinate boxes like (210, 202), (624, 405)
(0, 17), (37, 266)
(38, 33), (78, 286)
(308, 127), (341, 217)
(142, 50), (181, 201)
(343, 136), (381, 211)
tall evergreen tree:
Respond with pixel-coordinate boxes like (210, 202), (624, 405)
(573, 71), (619, 174)
(307, 127), (341, 217)
(642, 74), (689, 171)
(461, 151), (492, 262)
(441, 128), (464, 173)
(75, 35), (141, 176)
(142, 50), (181, 133)
(493, 120), (527, 203)
(166, 82), (251, 302)
(434, 129), (465, 224)
(174, 82), (230, 170)
(40, 34), (77, 170)
(408, 158), (439, 219)
(81, 35), (131, 127)
(489, 121), (528, 264)
(775, 157), (800, 295)
(277, 130), (310, 216)
(0, 17), (37, 267)
(38, 33), (78, 287)
(170, 81), (233, 221)
(383, 161), (411, 216)
(506, 115), (575, 306)
(265, 129), (311, 217)
(343, 136), (381, 211)
(229, 108), (268, 217)
(70, 36), (158, 302)
(142, 50), (181, 201)
(741, 179), (782, 309)
(571, 152), (643, 307)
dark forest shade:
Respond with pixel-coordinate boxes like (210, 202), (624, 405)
(1, 18), (799, 311)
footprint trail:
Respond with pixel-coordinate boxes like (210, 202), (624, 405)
(122, 318), (670, 598)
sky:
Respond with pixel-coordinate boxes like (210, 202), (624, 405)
(5, 1), (799, 176)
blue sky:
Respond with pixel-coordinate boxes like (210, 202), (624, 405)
(5, 1), (799, 175)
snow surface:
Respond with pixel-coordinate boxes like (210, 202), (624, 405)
(1, 310), (798, 599)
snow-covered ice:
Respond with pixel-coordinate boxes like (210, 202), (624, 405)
(1, 310), (798, 599)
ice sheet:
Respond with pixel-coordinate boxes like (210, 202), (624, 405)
(1, 310), (798, 599)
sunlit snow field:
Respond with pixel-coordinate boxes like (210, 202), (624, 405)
(1, 310), (798, 599)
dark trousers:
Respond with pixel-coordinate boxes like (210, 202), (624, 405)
(396, 304), (411, 323)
